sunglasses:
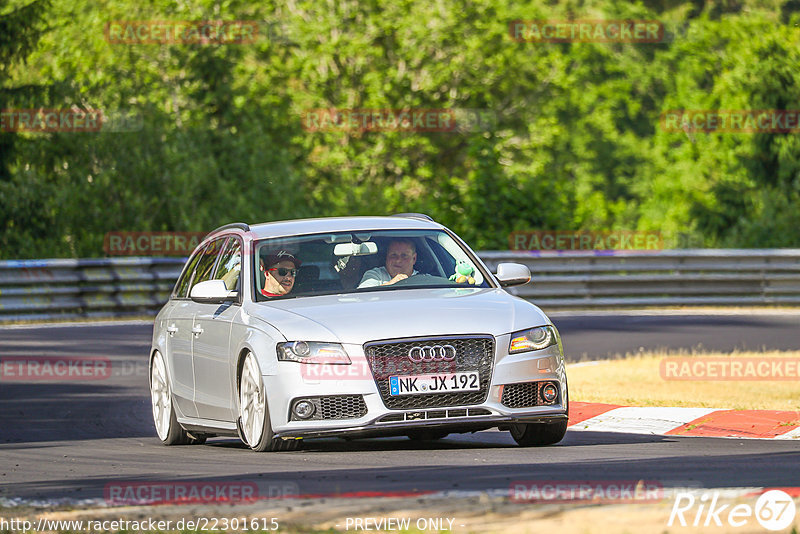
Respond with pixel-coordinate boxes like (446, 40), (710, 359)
(267, 267), (298, 277)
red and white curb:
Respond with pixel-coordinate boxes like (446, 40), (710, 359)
(569, 402), (800, 439)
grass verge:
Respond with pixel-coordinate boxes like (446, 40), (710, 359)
(566, 349), (800, 411)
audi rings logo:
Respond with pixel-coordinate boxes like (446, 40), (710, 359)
(408, 345), (457, 363)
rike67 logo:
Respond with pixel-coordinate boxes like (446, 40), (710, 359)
(668, 490), (796, 531)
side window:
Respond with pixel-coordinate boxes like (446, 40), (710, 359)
(214, 238), (242, 291)
(188, 238), (225, 294)
(174, 247), (205, 298)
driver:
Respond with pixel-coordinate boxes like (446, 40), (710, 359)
(260, 250), (301, 297)
(358, 239), (418, 288)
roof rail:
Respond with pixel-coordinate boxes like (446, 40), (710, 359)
(391, 212), (434, 222)
(206, 222), (250, 237)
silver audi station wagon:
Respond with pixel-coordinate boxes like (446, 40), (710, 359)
(149, 215), (568, 451)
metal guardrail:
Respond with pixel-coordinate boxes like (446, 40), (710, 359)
(1, 250), (799, 322)
(481, 249), (800, 308)
(0, 258), (184, 322)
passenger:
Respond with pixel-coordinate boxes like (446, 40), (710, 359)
(260, 250), (300, 297)
(358, 239), (417, 288)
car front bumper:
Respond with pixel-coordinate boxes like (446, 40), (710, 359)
(274, 410), (568, 439)
(262, 335), (568, 439)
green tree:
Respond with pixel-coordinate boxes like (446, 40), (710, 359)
(0, 0), (52, 257)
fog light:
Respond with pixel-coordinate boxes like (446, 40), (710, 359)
(542, 383), (558, 403)
(293, 400), (315, 419)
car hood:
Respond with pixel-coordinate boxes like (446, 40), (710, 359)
(245, 287), (549, 344)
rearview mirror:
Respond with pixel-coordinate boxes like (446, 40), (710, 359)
(333, 242), (378, 256)
(190, 280), (238, 303)
(495, 263), (531, 287)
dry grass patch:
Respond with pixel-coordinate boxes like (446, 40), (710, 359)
(566, 349), (800, 411)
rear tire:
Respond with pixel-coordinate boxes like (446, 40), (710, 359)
(238, 352), (300, 452)
(150, 351), (199, 445)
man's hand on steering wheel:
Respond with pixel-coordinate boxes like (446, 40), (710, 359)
(383, 273), (409, 285)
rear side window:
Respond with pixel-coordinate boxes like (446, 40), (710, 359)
(214, 238), (242, 291)
(174, 248), (205, 298)
(189, 238), (225, 294)
(173, 238), (227, 299)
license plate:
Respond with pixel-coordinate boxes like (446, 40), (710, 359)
(388, 372), (480, 396)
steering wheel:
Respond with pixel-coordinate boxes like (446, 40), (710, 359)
(390, 273), (450, 287)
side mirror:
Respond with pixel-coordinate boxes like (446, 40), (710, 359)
(190, 280), (237, 303)
(495, 263), (531, 287)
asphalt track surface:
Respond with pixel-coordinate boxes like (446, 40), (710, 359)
(1, 313), (799, 503)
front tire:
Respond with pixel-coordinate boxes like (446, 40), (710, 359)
(238, 352), (299, 452)
(150, 351), (201, 445)
(509, 420), (568, 447)
(509, 379), (569, 447)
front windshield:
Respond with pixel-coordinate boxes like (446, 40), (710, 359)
(253, 229), (492, 300)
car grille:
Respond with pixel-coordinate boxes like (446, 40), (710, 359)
(290, 395), (367, 421)
(364, 335), (495, 409)
(501, 381), (558, 408)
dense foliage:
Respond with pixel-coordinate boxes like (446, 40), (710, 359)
(1, 0), (798, 258)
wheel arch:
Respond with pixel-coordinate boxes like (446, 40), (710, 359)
(148, 347), (163, 388)
(234, 327), (282, 392)
(235, 346), (252, 397)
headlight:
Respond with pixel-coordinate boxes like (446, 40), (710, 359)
(509, 326), (558, 353)
(277, 341), (351, 364)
